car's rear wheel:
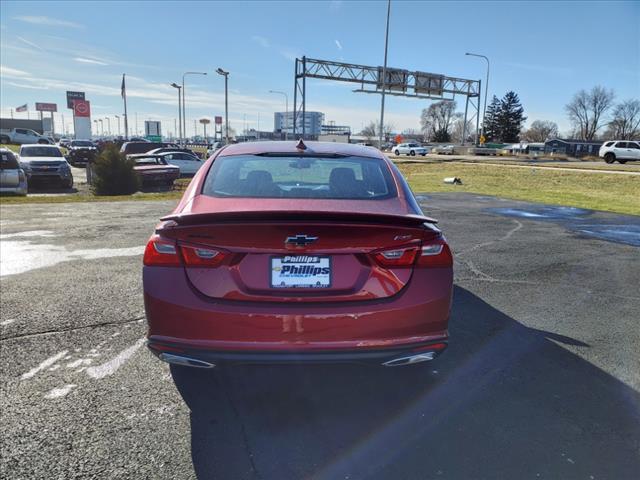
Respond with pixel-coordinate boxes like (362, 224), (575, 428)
(604, 153), (615, 164)
(618, 159), (627, 164)
(410, 150), (416, 156)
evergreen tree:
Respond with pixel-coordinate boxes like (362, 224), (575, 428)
(483, 96), (501, 141)
(497, 91), (526, 142)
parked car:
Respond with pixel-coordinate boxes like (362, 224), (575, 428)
(143, 140), (453, 369)
(18, 144), (73, 188)
(120, 141), (179, 156)
(154, 151), (204, 176)
(0, 147), (28, 195)
(434, 145), (455, 155)
(58, 137), (72, 149)
(146, 147), (198, 157)
(599, 140), (640, 164)
(67, 140), (98, 166)
(394, 142), (428, 156)
(206, 142), (223, 157)
(130, 154), (180, 186)
(0, 128), (51, 145)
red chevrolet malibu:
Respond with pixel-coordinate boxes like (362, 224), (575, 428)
(143, 141), (453, 368)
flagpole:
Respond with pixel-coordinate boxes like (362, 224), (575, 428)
(122, 73), (129, 140)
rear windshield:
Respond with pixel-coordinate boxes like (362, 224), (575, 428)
(20, 146), (63, 157)
(134, 156), (165, 166)
(71, 141), (94, 147)
(202, 155), (397, 199)
(0, 151), (19, 169)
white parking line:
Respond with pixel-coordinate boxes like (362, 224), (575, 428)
(21, 350), (69, 380)
(44, 384), (77, 399)
(85, 338), (146, 379)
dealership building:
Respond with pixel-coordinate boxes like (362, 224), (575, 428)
(274, 111), (324, 136)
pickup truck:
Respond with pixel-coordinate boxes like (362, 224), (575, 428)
(0, 128), (51, 145)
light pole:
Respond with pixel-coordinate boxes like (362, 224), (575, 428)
(465, 52), (490, 144)
(216, 68), (229, 144)
(115, 115), (121, 136)
(170, 83), (182, 144)
(182, 71), (207, 145)
(105, 117), (111, 136)
(98, 119), (104, 136)
(378, 0), (391, 149)
(269, 90), (288, 140)
(93, 120), (98, 138)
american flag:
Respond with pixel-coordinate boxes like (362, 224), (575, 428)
(15, 104), (27, 112)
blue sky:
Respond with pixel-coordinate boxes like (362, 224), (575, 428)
(1, 0), (638, 136)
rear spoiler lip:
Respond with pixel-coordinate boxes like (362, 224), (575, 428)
(160, 210), (438, 226)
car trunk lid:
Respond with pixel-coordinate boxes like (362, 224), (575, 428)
(156, 201), (438, 303)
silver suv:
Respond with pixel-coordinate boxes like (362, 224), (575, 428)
(599, 140), (640, 164)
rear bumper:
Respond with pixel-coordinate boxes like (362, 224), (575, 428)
(139, 173), (180, 184)
(147, 339), (448, 366)
(144, 266), (453, 364)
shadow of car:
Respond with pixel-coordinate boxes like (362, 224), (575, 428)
(169, 286), (639, 480)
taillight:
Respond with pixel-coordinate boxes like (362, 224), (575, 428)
(417, 240), (453, 267)
(19, 170), (26, 182)
(143, 237), (181, 267)
(372, 245), (420, 267)
(180, 245), (226, 267)
(143, 235), (228, 268)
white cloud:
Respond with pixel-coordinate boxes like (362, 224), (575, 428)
(74, 57), (109, 66)
(251, 35), (270, 48)
(16, 36), (44, 51)
(279, 48), (300, 62)
(13, 15), (84, 29)
(335, 40), (342, 50)
(4, 81), (48, 90)
(0, 65), (31, 78)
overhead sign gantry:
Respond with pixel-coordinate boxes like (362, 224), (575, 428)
(293, 56), (482, 143)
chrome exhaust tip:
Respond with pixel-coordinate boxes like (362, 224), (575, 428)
(158, 353), (215, 369)
(382, 351), (437, 367)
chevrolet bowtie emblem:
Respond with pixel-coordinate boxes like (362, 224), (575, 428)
(285, 235), (318, 246)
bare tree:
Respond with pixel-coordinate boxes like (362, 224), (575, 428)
(522, 120), (559, 142)
(360, 121), (377, 141)
(361, 121), (394, 143)
(606, 99), (640, 140)
(565, 86), (615, 140)
(451, 115), (475, 143)
(420, 101), (457, 142)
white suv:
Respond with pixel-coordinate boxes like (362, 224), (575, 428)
(599, 140), (640, 164)
(394, 143), (428, 156)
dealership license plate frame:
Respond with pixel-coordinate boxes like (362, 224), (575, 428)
(270, 255), (332, 289)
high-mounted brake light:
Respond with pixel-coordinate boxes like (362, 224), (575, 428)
(143, 237), (181, 267)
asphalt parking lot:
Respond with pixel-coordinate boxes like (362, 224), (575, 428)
(1, 193), (639, 479)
